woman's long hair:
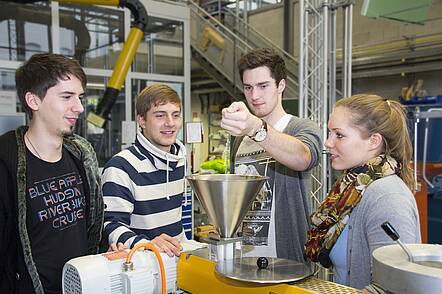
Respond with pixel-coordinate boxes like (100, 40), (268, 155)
(335, 94), (414, 191)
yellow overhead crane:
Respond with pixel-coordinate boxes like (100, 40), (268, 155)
(61, 0), (147, 128)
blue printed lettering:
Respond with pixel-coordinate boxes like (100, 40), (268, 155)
(30, 171), (85, 230)
(59, 178), (67, 189)
(43, 193), (55, 206)
(64, 188), (75, 200)
(66, 175), (77, 187)
(38, 210), (48, 221)
(48, 180), (57, 192)
(52, 209), (84, 229)
(74, 187), (81, 197)
(38, 183), (51, 195)
(61, 201), (71, 212)
(29, 187), (38, 199)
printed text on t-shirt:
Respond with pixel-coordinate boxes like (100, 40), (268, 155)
(28, 172), (85, 230)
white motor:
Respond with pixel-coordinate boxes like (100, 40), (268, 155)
(62, 250), (177, 294)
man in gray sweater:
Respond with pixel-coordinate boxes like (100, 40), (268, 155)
(221, 48), (322, 262)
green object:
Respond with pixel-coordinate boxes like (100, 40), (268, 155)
(200, 159), (227, 174)
(361, 0), (431, 25)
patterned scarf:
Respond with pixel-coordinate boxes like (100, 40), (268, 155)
(304, 154), (400, 268)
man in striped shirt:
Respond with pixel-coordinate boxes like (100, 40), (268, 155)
(102, 84), (186, 256)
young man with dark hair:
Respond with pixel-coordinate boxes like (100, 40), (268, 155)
(102, 84), (186, 257)
(221, 48), (322, 262)
(0, 53), (104, 293)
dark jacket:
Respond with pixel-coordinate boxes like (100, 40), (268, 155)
(0, 126), (104, 294)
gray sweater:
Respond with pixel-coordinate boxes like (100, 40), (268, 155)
(345, 175), (421, 289)
(274, 116), (322, 261)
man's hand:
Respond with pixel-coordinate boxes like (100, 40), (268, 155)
(221, 102), (262, 137)
(150, 234), (183, 257)
(108, 242), (127, 252)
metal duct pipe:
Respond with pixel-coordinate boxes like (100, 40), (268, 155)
(0, 3), (91, 63)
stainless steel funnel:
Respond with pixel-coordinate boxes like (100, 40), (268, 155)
(187, 174), (267, 238)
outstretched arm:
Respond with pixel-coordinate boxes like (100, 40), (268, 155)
(221, 101), (320, 171)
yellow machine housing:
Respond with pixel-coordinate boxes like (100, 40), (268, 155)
(177, 253), (361, 294)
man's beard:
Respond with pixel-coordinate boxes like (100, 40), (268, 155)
(61, 125), (75, 136)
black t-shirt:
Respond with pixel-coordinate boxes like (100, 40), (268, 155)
(26, 147), (88, 294)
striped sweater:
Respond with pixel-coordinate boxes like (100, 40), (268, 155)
(102, 131), (187, 248)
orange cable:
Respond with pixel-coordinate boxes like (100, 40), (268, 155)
(126, 242), (167, 294)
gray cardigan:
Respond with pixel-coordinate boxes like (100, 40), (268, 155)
(345, 175), (421, 289)
(274, 116), (322, 261)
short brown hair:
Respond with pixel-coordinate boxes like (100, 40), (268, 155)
(136, 84), (181, 117)
(238, 48), (286, 85)
(15, 53), (86, 118)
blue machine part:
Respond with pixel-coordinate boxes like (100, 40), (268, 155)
(406, 106), (442, 163)
(429, 174), (442, 198)
(428, 173), (442, 244)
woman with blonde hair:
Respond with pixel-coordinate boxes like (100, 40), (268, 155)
(305, 94), (421, 289)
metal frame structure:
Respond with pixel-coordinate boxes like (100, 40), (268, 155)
(298, 0), (329, 210)
(298, 0), (354, 281)
(298, 0), (353, 209)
